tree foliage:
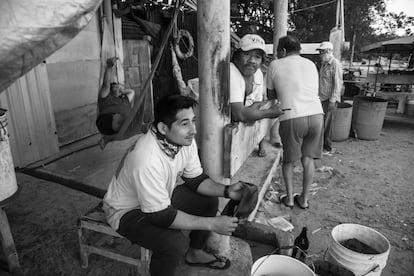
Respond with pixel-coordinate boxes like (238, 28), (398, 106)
(231, 0), (412, 59)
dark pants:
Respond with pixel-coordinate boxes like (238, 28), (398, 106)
(117, 185), (218, 276)
(321, 100), (336, 151)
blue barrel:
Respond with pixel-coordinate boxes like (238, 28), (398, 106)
(351, 96), (387, 140)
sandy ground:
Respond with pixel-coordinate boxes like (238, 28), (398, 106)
(0, 120), (413, 275)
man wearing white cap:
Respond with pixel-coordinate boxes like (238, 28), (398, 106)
(317, 41), (343, 152)
(230, 34), (284, 156)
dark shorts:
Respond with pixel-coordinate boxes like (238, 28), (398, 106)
(280, 114), (323, 163)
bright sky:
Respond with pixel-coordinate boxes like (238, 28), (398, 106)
(386, 0), (414, 17)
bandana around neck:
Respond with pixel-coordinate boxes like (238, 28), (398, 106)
(151, 126), (182, 159)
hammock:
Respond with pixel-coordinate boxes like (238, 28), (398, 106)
(99, 0), (182, 147)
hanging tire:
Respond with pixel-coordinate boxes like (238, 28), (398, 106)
(174, 29), (194, 60)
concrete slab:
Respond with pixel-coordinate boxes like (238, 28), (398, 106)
(22, 134), (140, 198)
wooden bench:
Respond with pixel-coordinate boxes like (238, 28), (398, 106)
(77, 203), (151, 275)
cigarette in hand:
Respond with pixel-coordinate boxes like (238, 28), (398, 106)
(282, 108), (291, 111)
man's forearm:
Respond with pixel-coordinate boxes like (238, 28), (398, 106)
(196, 178), (226, 197)
(237, 106), (276, 122)
(169, 210), (213, 230)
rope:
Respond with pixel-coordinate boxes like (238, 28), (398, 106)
(114, 0), (182, 141)
(174, 29), (194, 59)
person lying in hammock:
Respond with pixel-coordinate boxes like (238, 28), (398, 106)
(96, 57), (135, 135)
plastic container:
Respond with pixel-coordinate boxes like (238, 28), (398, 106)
(351, 96), (387, 140)
(268, 216), (294, 232)
(251, 255), (315, 276)
(332, 103), (353, 141)
(327, 224), (390, 276)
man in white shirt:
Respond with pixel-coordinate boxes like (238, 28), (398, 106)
(229, 34), (284, 156)
(266, 35), (324, 210)
(103, 95), (244, 276)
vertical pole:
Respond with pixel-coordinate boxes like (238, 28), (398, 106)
(113, 1), (125, 85)
(350, 31), (356, 67)
(103, 0), (113, 33)
(273, 0), (289, 58)
(340, 0), (345, 41)
(197, 0), (231, 184)
(336, 0), (340, 28)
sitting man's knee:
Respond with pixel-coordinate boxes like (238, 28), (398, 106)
(159, 231), (188, 257)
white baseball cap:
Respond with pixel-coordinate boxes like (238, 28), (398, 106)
(317, 41), (334, 51)
(238, 34), (266, 53)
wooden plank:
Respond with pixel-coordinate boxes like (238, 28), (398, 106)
(123, 39), (153, 123)
(84, 245), (142, 266)
(247, 149), (281, 221)
(81, 220), (123, 238)
(54, 103), (97, 146)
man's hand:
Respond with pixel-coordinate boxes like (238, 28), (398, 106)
(267, 102), (284, 118)
(210, 216), (239, 236)
(227, 181), (244, 201)
(328, 101), (336, 111)
(106, 57), (117, 68)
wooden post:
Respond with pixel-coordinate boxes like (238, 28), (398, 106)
(197, 0), (231, 184)
(273, 0), (288, 57)
(0, 207), (23, 275)
(112, 1), (125, 85)
(103, 0), (113, 35)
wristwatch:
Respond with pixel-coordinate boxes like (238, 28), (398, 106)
(224, 185), (230, 199)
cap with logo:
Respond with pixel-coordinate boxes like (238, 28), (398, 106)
(316, 41), (333, 51)
(238, 34), (266, 53)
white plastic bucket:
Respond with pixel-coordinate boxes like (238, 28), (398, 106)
(327, 224), (390, 276)
(0, 109), (18, 202)
(251, 255), (315, 276)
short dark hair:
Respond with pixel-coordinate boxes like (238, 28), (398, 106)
(96, 114), (116, 135)
(154, 95), (198, 128)
(277, 35), (301, 54)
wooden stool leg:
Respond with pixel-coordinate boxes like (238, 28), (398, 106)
(0, 208), (23, 276)
(77, 223), (89, 269)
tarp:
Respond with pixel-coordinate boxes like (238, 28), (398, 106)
(361, 36), (414, 54)
(0, 0), (102, 93)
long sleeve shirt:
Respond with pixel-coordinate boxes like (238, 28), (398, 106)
(318, 56), (343, 103)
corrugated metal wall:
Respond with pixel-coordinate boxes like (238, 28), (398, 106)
(0, 63), (59, 167)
